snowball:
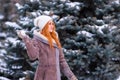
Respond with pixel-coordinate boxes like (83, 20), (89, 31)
(15, 3), (23, 10)
(20, 30), (26, 37)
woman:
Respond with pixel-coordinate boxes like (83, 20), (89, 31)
(17, 15), (78, 80)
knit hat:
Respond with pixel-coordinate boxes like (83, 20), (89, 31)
(34, 15), (52, 31)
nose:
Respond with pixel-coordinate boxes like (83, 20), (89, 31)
(50, 25), (53, 30)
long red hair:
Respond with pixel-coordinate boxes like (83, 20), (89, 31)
(40, 21), (61, 49)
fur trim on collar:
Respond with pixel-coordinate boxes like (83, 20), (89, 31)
(33, 30), (56, 43)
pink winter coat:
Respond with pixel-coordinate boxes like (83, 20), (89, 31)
(22, 31), (75, 80)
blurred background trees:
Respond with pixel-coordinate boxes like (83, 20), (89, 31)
(0, 0), (120, 80)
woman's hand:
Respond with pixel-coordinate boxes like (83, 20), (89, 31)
(16, 30), (27, 39)
(71, 75), (78, 80)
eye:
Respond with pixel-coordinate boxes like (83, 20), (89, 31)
(48, 23), (50, 25)
(49, 22), (54, 25)
(51, 22), (54, 25)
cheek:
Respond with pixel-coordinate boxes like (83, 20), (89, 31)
(48, 26), (53, 32)
(50, 25), (53, 30)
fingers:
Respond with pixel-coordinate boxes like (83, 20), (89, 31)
(17, 30), (23, 38)
(71, 76), (78, 80)
(20, 30), (26, 36)
(16, 30), (26, 38)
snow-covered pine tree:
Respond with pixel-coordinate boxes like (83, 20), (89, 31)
(0, 0), (120, 80)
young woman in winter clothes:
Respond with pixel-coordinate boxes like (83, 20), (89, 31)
(17, 15), (78, 80)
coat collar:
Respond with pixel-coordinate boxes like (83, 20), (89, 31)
(33, 30), (58, 48)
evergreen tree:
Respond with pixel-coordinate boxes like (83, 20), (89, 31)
(0, 0), (120, 80)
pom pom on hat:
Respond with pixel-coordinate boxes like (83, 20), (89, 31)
(34, 15), (52, 31)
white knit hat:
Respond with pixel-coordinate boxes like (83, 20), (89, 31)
(34, 15), (52, 31)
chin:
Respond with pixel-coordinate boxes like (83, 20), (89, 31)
(50, 30), (53, 32)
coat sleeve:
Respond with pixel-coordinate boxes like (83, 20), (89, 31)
(59, 49), (77, 80)
(22, 36), (39, 60)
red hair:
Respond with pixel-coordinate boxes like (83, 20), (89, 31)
(40, 21), (62, 49)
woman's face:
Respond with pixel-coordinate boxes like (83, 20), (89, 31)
(48, 20), (54, 32)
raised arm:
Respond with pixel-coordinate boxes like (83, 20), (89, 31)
(17, 30), (39, 60)
(22, 36), (39, 60)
